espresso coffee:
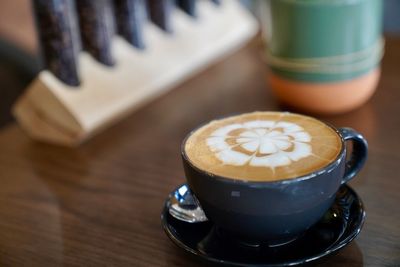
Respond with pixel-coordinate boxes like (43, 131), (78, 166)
(184, 111), (342, 182)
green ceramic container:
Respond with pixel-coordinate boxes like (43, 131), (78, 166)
(265, 0), (383, 82)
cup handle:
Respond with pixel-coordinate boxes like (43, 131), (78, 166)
(338, 128), (368, 184)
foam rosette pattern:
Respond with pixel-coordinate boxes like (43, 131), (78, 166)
(206, 120), (312, 168)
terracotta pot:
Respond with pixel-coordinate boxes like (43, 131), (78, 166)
(268, 68), (380, 115)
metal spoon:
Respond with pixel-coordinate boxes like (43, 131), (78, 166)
(167, 184), (208, 223)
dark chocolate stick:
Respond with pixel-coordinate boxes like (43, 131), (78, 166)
(176, 0), (197, 17)
(32, 0), (80, 86)
(76, 0), (115, 66)
(147, 0), (174, 33)
(114, 0), (146, 49)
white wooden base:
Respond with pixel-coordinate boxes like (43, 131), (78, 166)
(13, 0), (258, 146)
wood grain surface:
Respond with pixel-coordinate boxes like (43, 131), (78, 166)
(0, 36), (399, 266)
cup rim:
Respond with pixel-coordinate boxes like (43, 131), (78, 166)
(181, 111), (345, 187)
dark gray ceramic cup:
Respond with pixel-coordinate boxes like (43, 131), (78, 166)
(182, 125), (367, 242)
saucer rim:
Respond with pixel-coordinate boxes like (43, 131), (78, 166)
(161, 184), (366, 267)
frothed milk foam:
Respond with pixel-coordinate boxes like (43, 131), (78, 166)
(184, 112), (342, 182)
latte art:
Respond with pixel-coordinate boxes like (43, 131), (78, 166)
(206, 121), (312, 168)
(184, 112), (342, 181)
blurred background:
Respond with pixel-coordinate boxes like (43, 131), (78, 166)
(0, 0), (399, 128)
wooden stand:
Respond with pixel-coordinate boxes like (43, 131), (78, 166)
(13, 0), (258, 146)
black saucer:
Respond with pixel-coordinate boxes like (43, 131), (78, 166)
(161, 184), (365, 266)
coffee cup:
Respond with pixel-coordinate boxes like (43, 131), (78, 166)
(181, 111), (367, 242)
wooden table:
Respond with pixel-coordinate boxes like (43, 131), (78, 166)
(0, 36), (399, 267)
